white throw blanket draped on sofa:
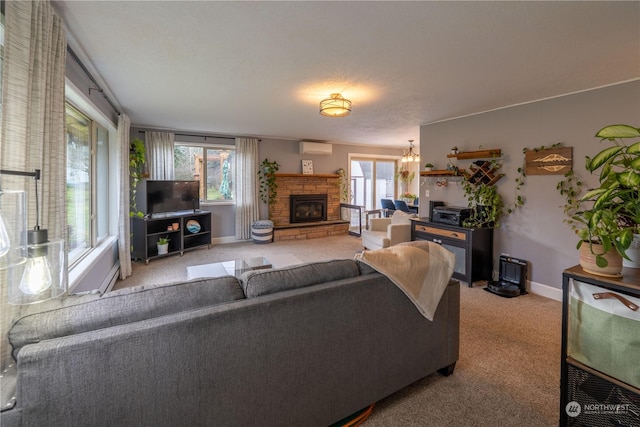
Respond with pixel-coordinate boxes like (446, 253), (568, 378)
(355, 241), (455, 320)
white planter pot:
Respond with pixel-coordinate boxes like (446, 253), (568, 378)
(623, 233), (640, 268)
(157, 243), (169, 255)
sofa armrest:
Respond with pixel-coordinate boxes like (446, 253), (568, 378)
(369, 217), (391, 231)
(387, 223), (411, 246)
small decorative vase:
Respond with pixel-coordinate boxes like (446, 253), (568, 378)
(579, 242), (623, 277)
(157, 243), (169, 255)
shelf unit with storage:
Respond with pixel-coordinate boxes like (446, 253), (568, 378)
(132, 210), (212, 264)
(411, 218), (493, 286)
(560, 266), (640, 426)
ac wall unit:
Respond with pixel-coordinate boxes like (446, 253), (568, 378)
(299, 141), (332, 155)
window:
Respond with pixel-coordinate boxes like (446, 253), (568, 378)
(65, 103), (109, 265)
(174, 144), (235, 202)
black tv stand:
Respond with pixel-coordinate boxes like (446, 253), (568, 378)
(131, 210), (211, 264)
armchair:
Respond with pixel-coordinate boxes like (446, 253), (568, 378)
(361, 210), (415, 250)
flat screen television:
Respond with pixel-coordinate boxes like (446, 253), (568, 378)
(137, 180), (200, 215)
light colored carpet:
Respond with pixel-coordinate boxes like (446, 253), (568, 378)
(365, 286), (560, 427)
(114, 234), (364, 290)
(113, 234), (561, 426)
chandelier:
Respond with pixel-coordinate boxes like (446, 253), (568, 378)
(319, 93), (352, 117)
(401, 140), (420, 163)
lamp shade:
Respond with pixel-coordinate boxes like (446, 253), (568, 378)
(402, 140), (420, 162)
(319, 93), (352, 117)
(8, 236), (67, 305)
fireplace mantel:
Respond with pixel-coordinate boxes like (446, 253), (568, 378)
(274, 173), (339, 178)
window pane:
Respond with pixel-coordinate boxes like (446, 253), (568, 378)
(66, 105), (91, 263)
(206, 148), (234, 201)
(96, 124), (108, 240)
(174, 146), (202, 181)
(351, 159), (396, 210)
(376, 160), (396, 206)
(351, 160), (371, 209)
(174, 144), (235, 202)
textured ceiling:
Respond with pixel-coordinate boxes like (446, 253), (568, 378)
(54, 1), (640, 148)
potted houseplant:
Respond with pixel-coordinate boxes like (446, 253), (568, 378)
(157, 236), (170, 255)
(424, 163), (434, 171)
(400, 192), (417, 204)
(395, 168), (415, 194)
(462, 182), (505, 228)
(557, 124), (640, 275)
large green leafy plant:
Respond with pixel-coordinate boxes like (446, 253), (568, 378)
(557, 124), (640, 267)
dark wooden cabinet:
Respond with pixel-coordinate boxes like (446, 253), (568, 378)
(560, 266), (640, 426)
(132, 211), (211, 264)
(411, 218), (493, 286)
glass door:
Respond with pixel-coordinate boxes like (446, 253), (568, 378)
(350, 158), (396, 211)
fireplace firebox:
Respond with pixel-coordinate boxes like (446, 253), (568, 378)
(290, 194), (327, 223)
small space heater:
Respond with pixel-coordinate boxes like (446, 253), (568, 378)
(485, 255), (528, 298)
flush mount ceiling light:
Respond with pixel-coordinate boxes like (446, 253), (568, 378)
(319, 93), (352, 117)
(401, 140), (420, 163)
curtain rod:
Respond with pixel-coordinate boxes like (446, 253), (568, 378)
(67, 46), (122, 116)
(138, 130), (260, 141)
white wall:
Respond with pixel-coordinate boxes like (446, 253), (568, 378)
(419, 80), (640, 290)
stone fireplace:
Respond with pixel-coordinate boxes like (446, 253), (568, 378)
(290, 194), (328, 223)
(269, 173), (349, 241)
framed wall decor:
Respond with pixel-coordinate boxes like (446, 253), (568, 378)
(525, 147), (572, 175)
(302, 160), (313, 174)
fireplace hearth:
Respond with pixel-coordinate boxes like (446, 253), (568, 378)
(290, 194), (328, 223)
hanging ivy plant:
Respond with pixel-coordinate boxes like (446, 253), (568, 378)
(258, 158), (280, 206)
(336, 168), (350, 202)
(129, 138), (146, 218)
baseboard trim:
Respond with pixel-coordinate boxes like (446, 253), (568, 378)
(211, 236), (250, 245)
(102, 263), (121, 293)
(529, 280), (562, 302)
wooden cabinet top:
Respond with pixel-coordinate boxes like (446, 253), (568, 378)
(564, 264), (640, 293)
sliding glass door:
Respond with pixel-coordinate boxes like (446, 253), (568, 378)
(350, 158), (396, 211)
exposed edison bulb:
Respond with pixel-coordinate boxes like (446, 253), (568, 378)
(19, 255), (52, 295)
(0, 214), (9, 257)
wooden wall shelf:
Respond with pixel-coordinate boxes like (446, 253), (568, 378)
(420, 169), (465, 177)
(447, 149), (501, 159)
(463, 161), (504, 185)
(274, 173), (339, 178)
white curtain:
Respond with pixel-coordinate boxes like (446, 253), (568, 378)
(235, 138), (260, 240)
(0, 0), (67, 367)
(117, 114), (132, 280)
(146, 131), (175, 180)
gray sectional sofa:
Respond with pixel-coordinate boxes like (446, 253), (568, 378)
(1, 258), (460, 427)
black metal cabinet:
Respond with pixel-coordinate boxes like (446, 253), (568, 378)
(132, 211), (211, 264)
(560, 266), (640, 426)
(411, 218), (493, 286)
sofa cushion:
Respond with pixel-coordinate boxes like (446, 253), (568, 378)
(9, 276), (245, 357)
(240, 259), (361, 298)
